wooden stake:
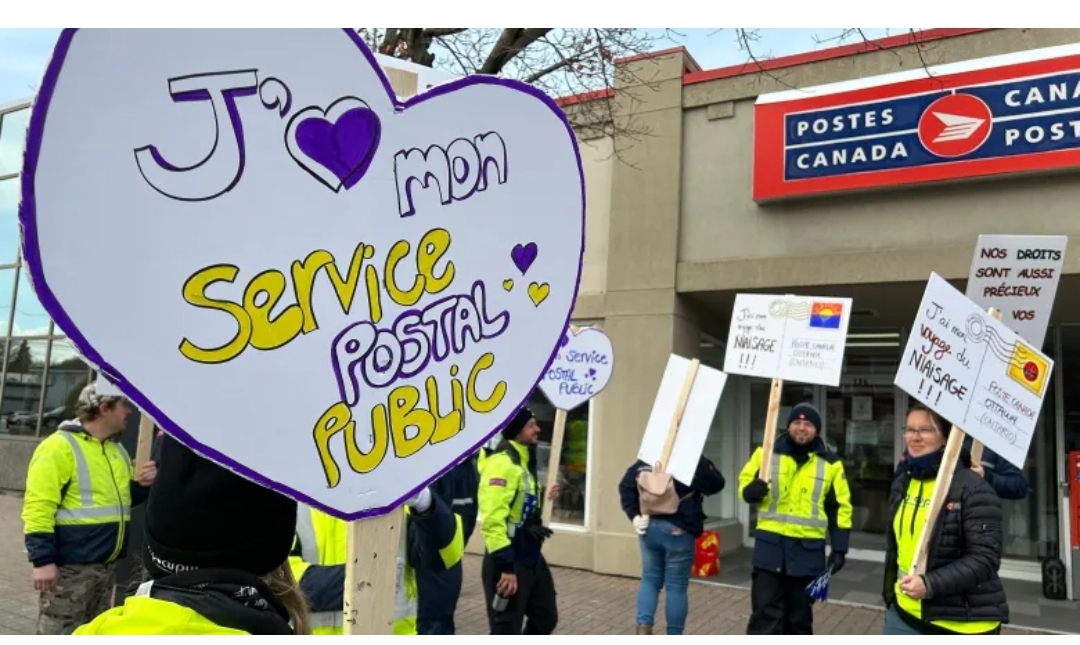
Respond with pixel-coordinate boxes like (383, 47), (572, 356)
(656, 359), (700, 473)
(343, 506), (404, 634)
(910, 425), (967, 575)
(758, 378), (785, 482)
(541, 408), (568, 527)
(968, 308), (1003, 467)
(134, 411), (155, 471)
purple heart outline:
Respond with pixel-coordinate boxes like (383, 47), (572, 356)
(511, 242), (538, 275)
(287, 97), (381, 192)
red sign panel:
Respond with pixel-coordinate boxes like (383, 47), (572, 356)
(753, 44), (1080, 201)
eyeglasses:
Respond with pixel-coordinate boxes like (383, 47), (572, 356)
(903, 427), (939, 437)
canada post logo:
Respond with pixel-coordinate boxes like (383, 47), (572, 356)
(753, 46), (1080, 201)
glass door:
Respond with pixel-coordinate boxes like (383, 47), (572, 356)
(824, 372), (898, 552)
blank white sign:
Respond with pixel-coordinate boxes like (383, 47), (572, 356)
(637, 354), (729, 485)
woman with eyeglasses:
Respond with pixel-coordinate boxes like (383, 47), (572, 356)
(882, 403), (1009, 635)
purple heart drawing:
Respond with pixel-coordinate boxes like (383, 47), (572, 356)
(511, 242), (538, 275)
(286, 97), (381, 192)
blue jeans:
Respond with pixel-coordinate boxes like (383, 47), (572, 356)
(636, 518), (696, 635)
(882, 606), (921, 635)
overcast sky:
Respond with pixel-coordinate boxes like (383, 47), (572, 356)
(0, 28), (906, 105)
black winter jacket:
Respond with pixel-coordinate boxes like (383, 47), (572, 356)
(618, 456), (725, 538)
(883, 458), (1009, 631)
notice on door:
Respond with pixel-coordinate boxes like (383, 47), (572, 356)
(894, 273), (1054, 468)
(965, 234), (1067, 349)
(723, 293), (852, 387)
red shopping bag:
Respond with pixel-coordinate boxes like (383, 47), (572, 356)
(691, 530), (720, 577)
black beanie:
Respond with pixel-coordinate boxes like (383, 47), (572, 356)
(143, 434), (297, 578)
(787, 402), (822, 433)
(501, 406), (534, 441)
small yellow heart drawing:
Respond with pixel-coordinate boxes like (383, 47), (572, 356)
(528, 282), (550, 307)
(503, 279), (514, 292)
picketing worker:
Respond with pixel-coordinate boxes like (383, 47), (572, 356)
(618, 454), (726, 635)
(288, 486), (465, 635)
(478, 406), (562, 635)
(73, 433), (308, 634)
(417, 452), (480, 634)
(22, 382), (157, 635)
(738, 402), (853, 635)
(961, 436), (1029, 500)
(882, 404), (1009, 635)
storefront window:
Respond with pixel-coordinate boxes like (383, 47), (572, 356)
(824, 336), (901, 552)
(0, 177), (20, 265)
(0, 107), (30, 176)
(40, 338), (92, 438)
(0, 338), (47, 436)
(532, 389), (590, 526)
(12, 267), (51, 336)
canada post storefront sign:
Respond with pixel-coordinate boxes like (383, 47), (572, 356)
(753, 43), (1080, 201)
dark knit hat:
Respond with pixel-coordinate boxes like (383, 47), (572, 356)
(143, 434), (297, 578)
(787, 402), (822, 433)
(501, 406), (534, 441)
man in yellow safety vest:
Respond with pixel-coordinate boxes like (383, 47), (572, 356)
(288, 486), (465, 634)
(22, 383), (157, 634)
(738, 402), (852, 635)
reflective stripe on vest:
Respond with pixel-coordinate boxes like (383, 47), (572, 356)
(758, 453), (829, 529)
(297, 505), (416, 631)
(54, 431), (131, 524)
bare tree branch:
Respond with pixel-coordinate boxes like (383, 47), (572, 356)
(355, 28), (683, 167)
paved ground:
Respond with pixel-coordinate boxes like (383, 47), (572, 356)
(0, 491), (1046, 635)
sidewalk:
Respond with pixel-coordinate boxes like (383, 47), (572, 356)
(0, 492), (1044, 635)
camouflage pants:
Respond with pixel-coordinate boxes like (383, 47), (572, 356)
(37, 562), (117, 635)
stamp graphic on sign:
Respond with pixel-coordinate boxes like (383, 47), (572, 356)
(18, 29), (586, 520)
(1008, 342), (1050, 396)
(724, 293), (853, 387)
(894, 273), (1054, 468)
(809, 302), (844, 329)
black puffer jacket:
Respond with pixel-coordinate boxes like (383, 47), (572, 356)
(883, 456), (1009, 631)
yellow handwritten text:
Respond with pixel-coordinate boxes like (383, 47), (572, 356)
(178, 228), (456, 364)
(313, 352), (507, 488)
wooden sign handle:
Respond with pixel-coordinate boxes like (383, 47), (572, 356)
(656, 359), (700, 474)
(343, 506), (404, 634)
(968, 308), (1003, 466)
(758, 293), (795, 482)
(541, 408), (568, 527)
(134, 412), (155, 471)
(910, 425), (966, 575)
(757, 378), (785, 482)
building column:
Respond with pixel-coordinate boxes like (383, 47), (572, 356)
(589, 48), (701, 577)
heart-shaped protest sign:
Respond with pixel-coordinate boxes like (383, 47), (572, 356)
(538, 327), (614, 411)
(19, 29), (586, 520)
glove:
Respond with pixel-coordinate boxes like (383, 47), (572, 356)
(632, 515), (650, 535)
(405, 487), (433, 514)
(828, 551), (846, 574)
(742, 478), (769, 504)
(525, 524), (554, 544)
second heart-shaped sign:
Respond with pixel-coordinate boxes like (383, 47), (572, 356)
(19, 29), (586, 520)
(538, 327), (615, 411)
